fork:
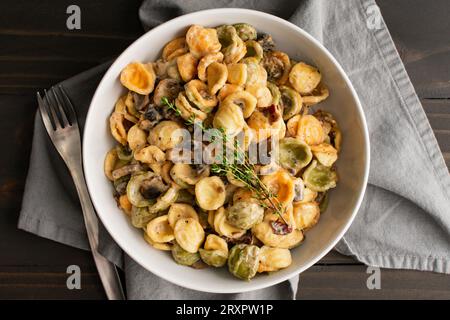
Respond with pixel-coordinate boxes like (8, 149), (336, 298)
(37, 86), (125, 300)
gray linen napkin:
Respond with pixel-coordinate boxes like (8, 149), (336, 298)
(19, 0), (450, 300)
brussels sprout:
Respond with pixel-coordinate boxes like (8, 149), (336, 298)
(280, 86), (302, 120)
(267, 82), (281, 106)
(175, 189), (196, 205)
(116, 145), (133, 161)
(199, 249), (228, 267)
(126, 172), (158, 207)
(228, 244), (260, 280)
(226, 201), (264, 230)
(278, 137), (313, 174)
(233, 23), (257, 41)
(244, 40), (263, 62)
(171, 242), (200, 266)
(216, 25), (235, 47)
(131, 206), (157, 228)
(303, 160), (337, 192)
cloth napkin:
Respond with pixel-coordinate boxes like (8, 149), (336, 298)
(19, 0), (450, 300)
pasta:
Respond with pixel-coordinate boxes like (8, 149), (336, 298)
(105, 23), (341, 281)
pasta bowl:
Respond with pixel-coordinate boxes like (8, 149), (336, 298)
(83, 8), (369, 293)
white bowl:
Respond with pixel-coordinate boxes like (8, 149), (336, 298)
(83, 8), (369, 293)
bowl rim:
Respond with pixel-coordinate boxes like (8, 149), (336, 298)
(83, 8), (370, 293)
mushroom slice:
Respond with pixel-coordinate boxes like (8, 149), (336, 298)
(127, 124), (147, 151)
(257, 246), (292, 273)
(227, 63), (247, 86)
(162, 37), (188, 61)
(246, 85), (272, 108)
(197, 52), (224, 81)
(212, 100), (246, 137)
(195, 176), (226, 211)
(104, 148), (119, 181)
(213, 207), (246, 239)
(168, 203), (199, 228)
(293, 202), (320, 231)
(280, 86), (303, 120)
(262, 51), (291, 85)
(185, 80), (218, 113)
(111, 163), (143, 180)
(146, 215), (174, 243)
(174, 218), (205, 253)
(302, 83), (329, 106)
(175, 92), (208, 122)
(261, 169), (296, 206)
(233, 23), (257, 41)
(148, 120), (184, 151)
(303, 160), (338, 192)
(153, 79), (183, 106)
(222, 91), (257, 118)
(289, 62), (321, 95)
(278, 137), (313, 175)
(186, 25), (221, 58)
(296, 115), (325, 146)
(120, 62), (156, 95)
(134, 145), (166, 164)
(170, 163), (210, 188)
(310, 143), (338, 167)
(217, 84), (244, 102)
(252, 214), (304, 249)
(257, 33), (275, 52)
(176, 53), (198, 82)
(207, 62), (228, 96)
(109, 112), (127, 145)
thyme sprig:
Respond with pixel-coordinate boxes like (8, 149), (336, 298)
(161, 97), (287, 224)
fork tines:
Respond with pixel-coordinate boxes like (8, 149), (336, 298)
(37, 86), (77, 131)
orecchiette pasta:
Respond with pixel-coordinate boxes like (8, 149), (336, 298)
(197, 52), (224, 81)
(186, 25), (221, 58)
(195, 176), (226, 210)
(120, 62), (156, 95)
(177, 53), (198, 82)
(106, 23), (340, 281)
(174, 217), (205, 253)
(257, 246), (292, 272)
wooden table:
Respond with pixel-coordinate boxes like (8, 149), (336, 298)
(0, 0), (449, 299)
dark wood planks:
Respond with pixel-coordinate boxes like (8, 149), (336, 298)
(297, 265), (450, 300)
(378, 0), (450, 98)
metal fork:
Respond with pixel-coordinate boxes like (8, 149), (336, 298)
(37, 86), (125, 300)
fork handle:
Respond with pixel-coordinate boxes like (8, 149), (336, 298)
(70, 167), (126, 300)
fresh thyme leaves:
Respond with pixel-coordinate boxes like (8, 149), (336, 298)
(160, 96), (288, 225)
